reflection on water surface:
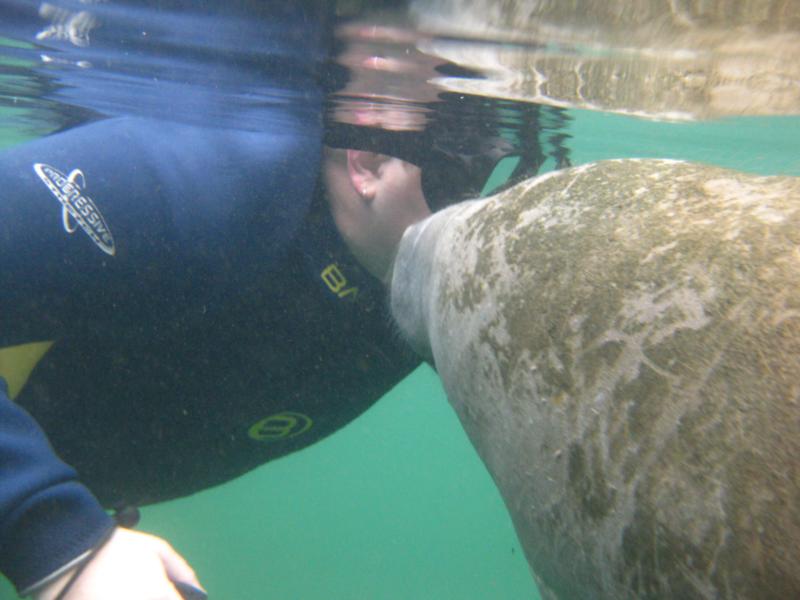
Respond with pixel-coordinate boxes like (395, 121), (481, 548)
(408, 0), (800, 120)
(2, 0), (798, 146)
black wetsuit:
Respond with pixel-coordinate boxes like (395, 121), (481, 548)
(0, 2), (419, 594)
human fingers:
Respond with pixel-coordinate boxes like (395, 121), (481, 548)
(33, 528), (188, 600)
(146, 532), (206, 596)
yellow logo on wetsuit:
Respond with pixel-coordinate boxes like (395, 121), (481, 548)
(321, 263), (358, 299)
(0, 341), (54, 399)
(248, 411), (313, 442)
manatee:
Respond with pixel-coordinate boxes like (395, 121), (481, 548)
(390, 159), (800, 599)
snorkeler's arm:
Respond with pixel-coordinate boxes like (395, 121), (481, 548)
(0, 114), (320, 594)
(0, 378), (115, 595)
(0, 381), (205, 600)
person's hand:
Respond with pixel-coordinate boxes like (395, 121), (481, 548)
(33, 527), (206, 600)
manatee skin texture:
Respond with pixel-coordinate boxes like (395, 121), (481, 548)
(391, 159), (800, 600)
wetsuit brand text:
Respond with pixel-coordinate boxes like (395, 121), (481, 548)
(33, 163), (116, 255)
(321, 263), (358, 299)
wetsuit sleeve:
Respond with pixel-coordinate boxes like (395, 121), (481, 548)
(0, 377), (115, 594)
(0, 108), (320, 594)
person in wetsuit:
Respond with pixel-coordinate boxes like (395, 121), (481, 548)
(0, 2), (560, 598)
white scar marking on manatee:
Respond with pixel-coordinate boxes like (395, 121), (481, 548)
(514, 164), (596, 229)
(612, 271), (715, 358)
(575, 265), (720, 493)
(642, 241), (679, 263)
(703, 178), (791, 227)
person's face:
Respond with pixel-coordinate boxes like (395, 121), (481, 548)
(322, 146), (431, 284)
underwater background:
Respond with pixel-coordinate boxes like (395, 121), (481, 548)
(2, 1), (799, 598)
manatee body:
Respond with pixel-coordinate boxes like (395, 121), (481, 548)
(391, 160), (800, 599)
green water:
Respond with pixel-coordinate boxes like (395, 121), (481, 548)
(1, 109), (799, 600)
(0, 365), (538, 599)
(136, 365), (537, 599)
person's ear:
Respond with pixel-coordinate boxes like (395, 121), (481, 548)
(346, 149), (389, 201)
